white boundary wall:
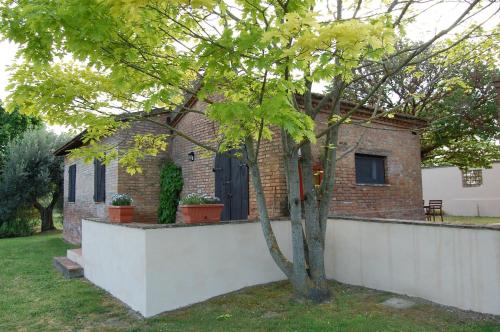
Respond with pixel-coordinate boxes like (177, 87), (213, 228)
(422, 163), (500, 217)
(325, 219), (500, 316)
(82, 219), (500, 317)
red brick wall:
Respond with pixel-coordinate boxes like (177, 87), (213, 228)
(248, 135), (289, 219)
(322, 116), (424, 219)
(169, 102), (219, 222)
(62, 154), (118, 244)
(62, 114), (169, 244)
(169, 102), (289, 221)
(171, 101), (424, 222)
(63, 101), (424, 243)
(116, 114), (170, 223)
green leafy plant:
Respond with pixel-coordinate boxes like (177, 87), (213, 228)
(158, 162), (183, 224)
(0, 217), (38, 238)
(111, 194), (133, 206)
(180, 193), (221, 205)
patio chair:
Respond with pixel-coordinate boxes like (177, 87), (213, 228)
(427, 200), (444, 222)
(423, 200), (431, 221)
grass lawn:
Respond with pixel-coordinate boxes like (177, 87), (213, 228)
(443, 216), (500, 225)
(1, 233), (499, 331)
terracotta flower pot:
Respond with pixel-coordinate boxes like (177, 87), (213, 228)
(180, 204), (224, 224)
(108, 206), (134, 223)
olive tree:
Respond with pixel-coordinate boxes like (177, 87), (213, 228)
(0, 128), (66, 232)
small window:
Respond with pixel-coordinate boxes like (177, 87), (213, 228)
(462, 169), (482, 187)
(94, 159), (106, 202)
(355, 153), (386, 184)
(68, 164), (76, 202)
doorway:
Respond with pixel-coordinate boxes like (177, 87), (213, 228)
(214, 151), (249, 221)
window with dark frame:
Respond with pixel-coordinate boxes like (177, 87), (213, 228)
(462, 169), (482, 187)
(355, 153), (386, 185)
(94, 158), (106, 202)
(68, 164), (76, 202)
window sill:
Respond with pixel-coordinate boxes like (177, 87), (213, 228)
(94, 202), (106, 205)
(356, 183), (390, 187)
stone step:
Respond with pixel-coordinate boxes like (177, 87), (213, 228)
(67, 248), (84, 268)
(53, 256), (84, 279)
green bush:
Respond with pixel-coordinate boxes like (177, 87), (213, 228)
(0, 217), (38, 238)
(158, 162), (183, 224)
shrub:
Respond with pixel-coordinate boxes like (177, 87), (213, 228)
(179, 193), (220, 205)
(111, 194), (133, 206)
(158, 162), (183, 224)
(0, 217), (38, 238)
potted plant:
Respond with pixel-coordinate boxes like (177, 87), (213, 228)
(179, 193), (224, 224)
(108, 194), (134, 223)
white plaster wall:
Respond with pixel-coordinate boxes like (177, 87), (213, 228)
(325, 219), (500, 315)
(82, 220), (147, 314)
(82, 219), (500, 317)
(144, 221), (292, 317)
(422, 163), (500, 217)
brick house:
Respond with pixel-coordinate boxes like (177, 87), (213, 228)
(55, 96), (426, 244)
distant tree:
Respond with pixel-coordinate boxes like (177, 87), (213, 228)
(0, 128), (66, 232)
(0, 102), (41, 169)
(345, 39), (500, 169)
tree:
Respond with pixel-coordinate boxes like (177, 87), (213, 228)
(1, 0), (497, 300)
(0, 128), (66, 232)
(0, 102), (41, 169)
(345, 39), (500, 169)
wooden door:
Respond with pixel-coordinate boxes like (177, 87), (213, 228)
(214, 152), (249, 221)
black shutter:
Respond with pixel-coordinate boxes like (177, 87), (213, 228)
(94, 159), (106, 202)
(101, 161), (106, 202)
(68, 164), (76, 202)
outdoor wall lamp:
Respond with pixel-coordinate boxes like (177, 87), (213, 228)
(188, 151), (195, 162)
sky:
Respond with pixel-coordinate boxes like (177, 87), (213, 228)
(0, 1), (498, 133)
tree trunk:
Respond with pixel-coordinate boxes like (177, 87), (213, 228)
(40, 206), (55, 232)
(245, 139), (293, 278)
(300, 142), (330, 301)
(283, 147), (310, 299)
(318, 84), (342, 246)
(34, 191), (59, 232)
(246, 137), (331, 302)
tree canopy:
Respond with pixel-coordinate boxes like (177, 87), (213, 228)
(345, 39), (500, 169)
(2, 0), (496, 170)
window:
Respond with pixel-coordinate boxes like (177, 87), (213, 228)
(94, 159), (106, 202)
(355, 153), (386, 184)
(68, 164), (76, 202)
(462, 169), (482, 187)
